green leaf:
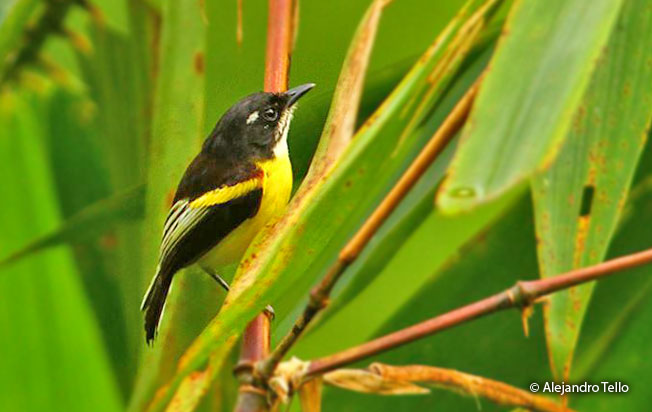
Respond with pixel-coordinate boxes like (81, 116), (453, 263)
(291, 47), (514, 356)
(0, 0), (38, 68)
(0, 184), (144, 267)
(127, 0), (207, 410)
(0, 91), (122, 412)
(322, 196), (550, 411)
(530, 0), (652, 381)
(295, 190), (519, 360)
(5, 90), (139, 396)
(437, 0), (624, 213)
(86, 0), (130, 35)
(75, 2), (155, 389)
(573, 181), (652, 411)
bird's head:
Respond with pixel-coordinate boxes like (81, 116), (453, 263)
(204, 83), (315, 161)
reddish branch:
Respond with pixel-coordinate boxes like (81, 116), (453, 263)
(263, 0), (294, 92)
(234, 1), (295, 411)
(256, 79), (481, 380)
(305, 246), (652, 377)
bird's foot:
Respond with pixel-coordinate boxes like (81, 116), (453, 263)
(264, 305), (275, 321)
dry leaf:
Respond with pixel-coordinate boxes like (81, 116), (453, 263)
(324, 368), (429, 395)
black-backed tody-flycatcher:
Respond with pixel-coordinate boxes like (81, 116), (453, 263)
(141, 83), (315, 343)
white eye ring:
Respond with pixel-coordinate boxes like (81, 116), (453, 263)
(262, 107), (278, 121)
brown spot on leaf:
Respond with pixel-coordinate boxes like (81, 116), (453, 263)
(100, 233), (118, 250)
(194, 51), (204, 75)
(572, 216), (590, 266)
(572, 105), (586, 132)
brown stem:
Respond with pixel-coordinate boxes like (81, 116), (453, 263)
(263, 0), (294, 92)
(323, 363), (569, 412)
(257, 79), (481, 380)
(236, 315), (271, 381)
(305, 247), (652, 377)
(234, 1), (295, 411)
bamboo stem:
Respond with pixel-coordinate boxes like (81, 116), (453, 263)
(234, 1), (295, 411)
(305, 246), (652, 377)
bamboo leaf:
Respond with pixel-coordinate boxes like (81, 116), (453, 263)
(163, 336), (236, 412)
(291, 48), (518, 356)
(531, 0), (652, 381)
(437, 0), (624, 213)
(127, 0), (207, 410)
(0, 185), (144, 267)
(86, 0), (130, 34)
(572, 181), (652, 411)
(0, 91), (122, 412)
(0, 0), (38, 67)
(307, 0), (385, 174)
(322, 196), (549, 411)
(74, 2), (155, 387)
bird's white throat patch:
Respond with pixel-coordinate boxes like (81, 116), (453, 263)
(273, 107), (294, 157)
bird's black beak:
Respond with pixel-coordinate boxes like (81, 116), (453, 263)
(285, 83), (315, 107)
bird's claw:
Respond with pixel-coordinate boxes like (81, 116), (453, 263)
(264, 305), (275, 321)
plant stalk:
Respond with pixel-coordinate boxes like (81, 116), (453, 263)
(234, 0), (296, 411)
(305, 246), (652, 377)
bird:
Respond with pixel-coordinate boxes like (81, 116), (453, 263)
(141, 83), (315, 344)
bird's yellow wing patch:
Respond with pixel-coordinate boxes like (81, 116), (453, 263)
(188, 175), (263, 208)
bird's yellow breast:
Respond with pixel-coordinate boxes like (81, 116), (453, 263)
(198, 154), (293, 270)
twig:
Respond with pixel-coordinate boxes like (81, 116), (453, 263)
(0, 0), (84, 86)
(233, 1), (295, 411)
(305, 246), (652, 377)
(257, 78), (481, 380)
(323, 363), (569, 412)
(263, 0), (294, 93)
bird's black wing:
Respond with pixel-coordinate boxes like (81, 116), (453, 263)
(158, 154), (264, 274)
(141, 153), (263, 343)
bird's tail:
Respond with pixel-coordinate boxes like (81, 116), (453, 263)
(140, 265), (173, 344)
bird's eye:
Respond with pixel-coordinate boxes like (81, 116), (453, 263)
(262, 107), (278, 121)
